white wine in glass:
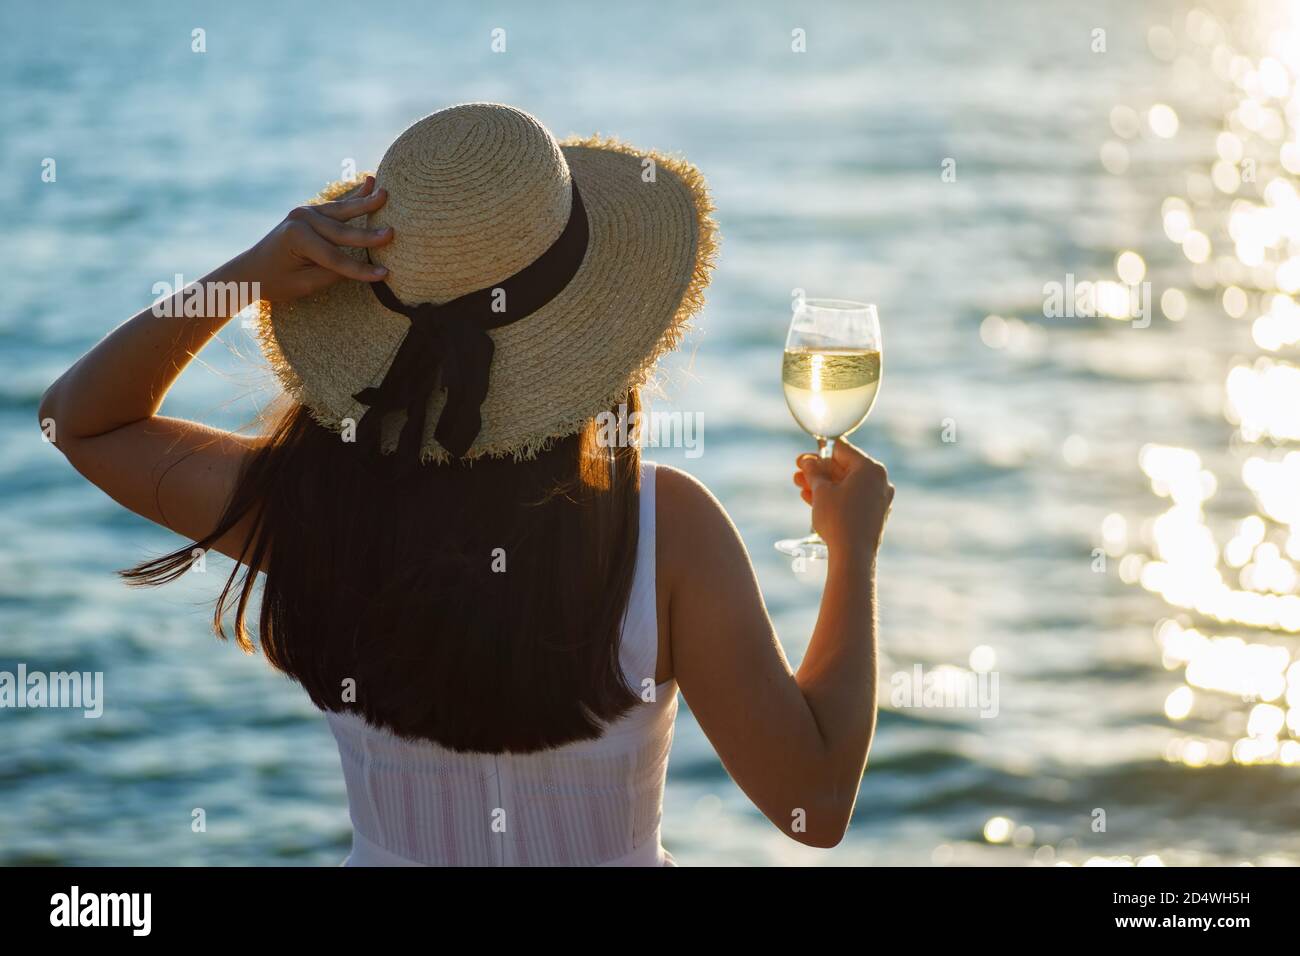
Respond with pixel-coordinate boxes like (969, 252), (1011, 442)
(775, 298), (882, 563)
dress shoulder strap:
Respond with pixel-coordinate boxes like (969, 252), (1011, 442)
(617, 459), (658, 691)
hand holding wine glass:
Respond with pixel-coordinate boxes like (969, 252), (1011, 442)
(776, 298), (885, 563)
(793, 440), (894, 557)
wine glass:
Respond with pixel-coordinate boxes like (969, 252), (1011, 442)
(775, 298), (882, 563)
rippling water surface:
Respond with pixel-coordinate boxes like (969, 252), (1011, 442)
(2, 0), (1299, 865)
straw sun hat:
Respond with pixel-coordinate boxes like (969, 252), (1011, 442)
(255, 102), (717, 464)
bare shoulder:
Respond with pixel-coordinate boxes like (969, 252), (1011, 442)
(652, 462), (762, 684)
(655, 463), (732, 542)
(653, 463), (748, 589)
(654, 462), (721, 516)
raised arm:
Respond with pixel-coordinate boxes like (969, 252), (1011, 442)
(659, 440), (892, 848)
(38, 178), (393, 558)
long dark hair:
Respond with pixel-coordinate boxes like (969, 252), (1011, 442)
(123, 393), (643, 754)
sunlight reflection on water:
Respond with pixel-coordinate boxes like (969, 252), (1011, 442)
(1118, 2), (1300, 774)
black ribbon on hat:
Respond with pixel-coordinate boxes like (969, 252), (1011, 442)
(352, 181), (589, 463)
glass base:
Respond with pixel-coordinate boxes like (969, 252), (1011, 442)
(775, 533), (828, 563)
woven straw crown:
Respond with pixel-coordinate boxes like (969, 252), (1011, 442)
(256, 102), (717, 462)
(370, 106), (573, 305)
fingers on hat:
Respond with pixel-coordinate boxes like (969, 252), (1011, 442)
(290, 225), (388, 281)
(314, 185), (388, 222)
(298, 207), (394, 249)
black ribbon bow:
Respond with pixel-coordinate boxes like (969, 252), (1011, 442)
(351, 182), (589, 463)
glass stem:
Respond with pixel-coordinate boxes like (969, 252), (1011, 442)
(809, 437), (836, 535)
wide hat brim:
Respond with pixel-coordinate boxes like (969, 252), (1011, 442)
(255, 136), (717, 462)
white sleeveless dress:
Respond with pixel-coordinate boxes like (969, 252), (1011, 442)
(325, 461), (678, 866)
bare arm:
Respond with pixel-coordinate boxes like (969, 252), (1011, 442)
(661, 441), (892, 848)
(38, 178), (394, 559)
